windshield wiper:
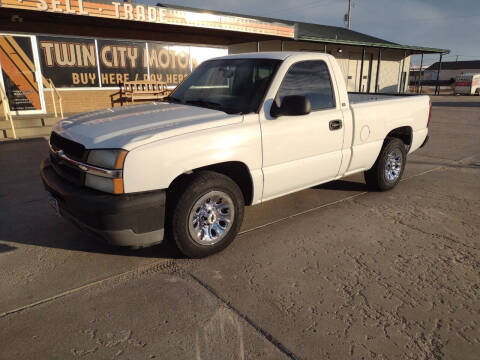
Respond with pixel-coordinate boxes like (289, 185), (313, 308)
(184, 99), (230, 113)
(171, 99), (239, 114)
(164, 96), (183, 104)
(185, 99), (223, 110)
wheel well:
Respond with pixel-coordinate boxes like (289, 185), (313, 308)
(168, 161), (254, 206)
(386, 126), (412, 150)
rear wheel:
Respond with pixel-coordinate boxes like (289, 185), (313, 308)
(170, 171), (244, 258)
(364, 137), (406, 191)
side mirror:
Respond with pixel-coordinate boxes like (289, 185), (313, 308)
(270, 95), (311, 118)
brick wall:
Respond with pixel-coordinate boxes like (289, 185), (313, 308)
(42, 89), (120, 115)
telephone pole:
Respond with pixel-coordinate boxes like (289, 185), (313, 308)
(347, 0), (352, 29)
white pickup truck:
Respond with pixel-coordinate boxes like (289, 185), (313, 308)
(41, 52), (431, 258)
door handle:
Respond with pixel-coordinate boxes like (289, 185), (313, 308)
(329, 119), (342, 131)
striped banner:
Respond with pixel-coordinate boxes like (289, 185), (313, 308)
(0, 0), (295, 38)
(0, 35), (46, 111)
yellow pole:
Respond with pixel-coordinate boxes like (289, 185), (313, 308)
(7, 109), (16, 139)
(49, 79), (58, 118)
(60, 100), (64, 119)
(0, 86), (16, 139)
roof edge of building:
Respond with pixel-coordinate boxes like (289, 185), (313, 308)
(298, 36), (449, 54)
(426, 60), (480, 70)
(162, 3), (448, 54)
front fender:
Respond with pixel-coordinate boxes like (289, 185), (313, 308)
(123, 115), (263, 198)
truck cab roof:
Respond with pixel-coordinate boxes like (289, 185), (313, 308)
(213, 51), (333, 61)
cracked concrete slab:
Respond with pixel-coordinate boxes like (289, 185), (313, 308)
(186, 164), (479, 360)
(0, 269), (291, 360)
(0, 96), (479, 359)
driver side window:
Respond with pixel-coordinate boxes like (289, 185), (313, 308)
(277, 60), (335, 110)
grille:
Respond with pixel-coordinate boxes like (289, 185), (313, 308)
(50, 132), (86, 161)
(50, 153), (85, 186)
(49, 132), (87, 186)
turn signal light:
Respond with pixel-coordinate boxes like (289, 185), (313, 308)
(113, 178), (124, 194)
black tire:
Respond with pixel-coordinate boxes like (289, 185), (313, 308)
(169, 171), (244, 258)
(364, 137), (406, 191)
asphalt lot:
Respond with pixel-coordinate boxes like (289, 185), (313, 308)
(0, 95), (479, 359)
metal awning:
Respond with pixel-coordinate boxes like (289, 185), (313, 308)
(298, 36), (450, 55)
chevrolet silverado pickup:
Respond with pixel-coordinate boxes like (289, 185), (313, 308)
(41, 52), (431, 258)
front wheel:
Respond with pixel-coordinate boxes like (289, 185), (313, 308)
(170, 171), (245, 258)
(364, 137), (406, 191)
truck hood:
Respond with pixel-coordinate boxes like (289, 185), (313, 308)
(52, 102), (243, 150)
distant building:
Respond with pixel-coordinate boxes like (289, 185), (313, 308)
(408, 65), (429, 86)
(424, 60), (480, 81)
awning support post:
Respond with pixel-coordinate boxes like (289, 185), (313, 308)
(257, 41), (260, 52)
(398, 50), (407, 93)
(367, 53), (374, 92)
(418, 53), (424, 94)
(375, 48), (382, 93)
(435, 53), (443, 95)
(359, 46), (366, 92)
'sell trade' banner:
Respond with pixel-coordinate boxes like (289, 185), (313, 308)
(0, 0), (295, 38)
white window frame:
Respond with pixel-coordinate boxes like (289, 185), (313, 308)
(0, 33), (46, 115)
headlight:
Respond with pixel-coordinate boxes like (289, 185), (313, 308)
(85, 149), (127, 194)
(87, 149), (127, 169)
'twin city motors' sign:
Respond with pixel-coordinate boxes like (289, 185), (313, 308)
(37, 36), (210, 87)
(0, 0), (295, 38)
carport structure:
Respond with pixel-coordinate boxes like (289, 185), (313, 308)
(227, 18), (450, 95)
(296, 23), (450, 95)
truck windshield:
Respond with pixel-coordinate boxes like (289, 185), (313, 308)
(167, 58), (281, 114)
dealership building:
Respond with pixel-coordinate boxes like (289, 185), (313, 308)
(0, 0), (448, 135)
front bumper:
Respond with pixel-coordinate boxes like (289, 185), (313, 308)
(40, 158), (166, 248)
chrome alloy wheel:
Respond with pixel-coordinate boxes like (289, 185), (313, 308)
(188, 191), (235, 246)
(385, 149), (403, 181)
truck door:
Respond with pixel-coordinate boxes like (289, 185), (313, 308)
(260, 60), (345, 200)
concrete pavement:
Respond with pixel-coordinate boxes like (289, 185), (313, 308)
(0, 96), (478, 359)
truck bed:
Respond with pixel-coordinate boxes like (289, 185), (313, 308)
(344, 92), (430, 175)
